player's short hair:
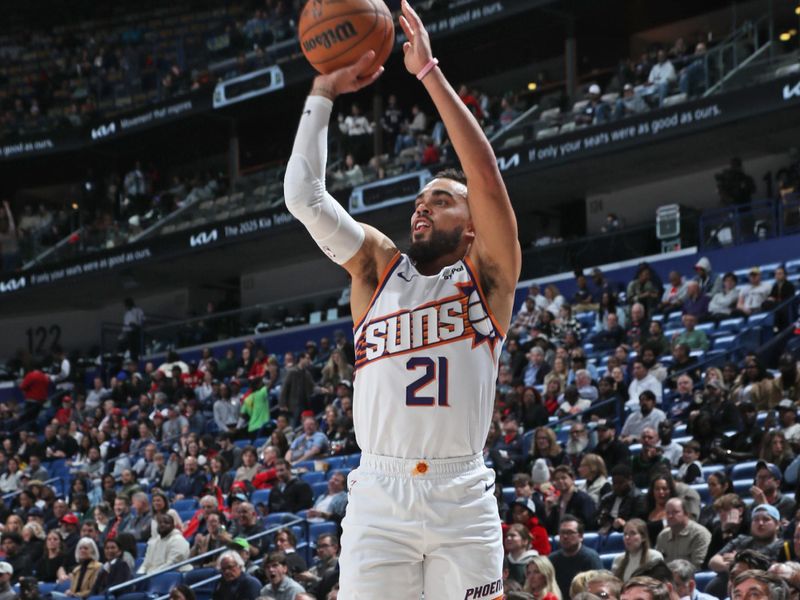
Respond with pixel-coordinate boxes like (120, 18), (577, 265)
(431, 168), (467, 186)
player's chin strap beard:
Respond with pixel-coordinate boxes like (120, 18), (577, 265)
(407, 226), (464, 266)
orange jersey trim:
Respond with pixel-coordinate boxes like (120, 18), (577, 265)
(352, 251), (403, 333)
(463, 255), (506, 338)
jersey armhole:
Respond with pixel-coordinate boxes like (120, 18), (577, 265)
(463, 255), (507, 339)
(352, 252), (403, 333)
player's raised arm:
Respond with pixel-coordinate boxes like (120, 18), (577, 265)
(399, 0), (521, 325)
(283, 52), (398, 317)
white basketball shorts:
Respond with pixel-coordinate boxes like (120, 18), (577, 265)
(338, 452), (504, 600)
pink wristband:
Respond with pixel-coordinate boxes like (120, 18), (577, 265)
(416, 57), (439, 81)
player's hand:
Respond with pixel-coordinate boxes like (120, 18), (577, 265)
(399, 0), (433, 76)
(311, 51), (383, 100)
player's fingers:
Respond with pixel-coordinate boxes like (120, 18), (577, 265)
(399, 15), (413, 41)
(358, 66), (384, 87)
(351, 49), (376, 71)
(402, 41), (411, 54)
(401, 0), (423, 29)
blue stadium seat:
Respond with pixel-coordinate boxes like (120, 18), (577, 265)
(583, 532), (600, 551)
(522, 430), (535, 456)
(747, 312), (773, 327)
(713, 335), (736, 351)
(718, 317), (745, 332)
(301, 471), (326, 484)
(345, 453), (362, 468)
(292, 524), (307, 542)
(233, 439), (252, 449)
(325, 456), (347, 470)
(759, 262), (781, 279)
(732, 480), (752, 497)
(147, 572), (183, 595)
(265, 512), (297, 526)
(309, 521), (338, 542)
(253, 437), (269, 448)
(786, 258), (800, 275)
(136, 541), (147, 558)
(181, 567), (219, 597)
(250, 488), (271, 506)
(702, 465), (725, 481)
(690, 483), (710, 504)
(731, 461), (759, 480)
(172, 498), (198, 513)
(601, 553), (620, 570)
(695, 571), (715, 592)
(696, 322), (715, 333)
(601, 532), (625, 553)
(502, 486), (515, 506)
(294, 460), (317, 472)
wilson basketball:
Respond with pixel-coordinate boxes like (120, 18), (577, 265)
(299, 0), (394, 75)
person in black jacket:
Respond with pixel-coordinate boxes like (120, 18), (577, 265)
(597, 464), (644, 534)
(490, 415), (525, 486)
(267, 460), (313, 514)
(594, 420), (630, 471)
(543, 465), (597, 534)
(90, 537), (131, 596)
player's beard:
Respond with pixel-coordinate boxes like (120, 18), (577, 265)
(407, 226), (463, 266)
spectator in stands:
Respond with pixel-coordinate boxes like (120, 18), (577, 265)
(645, 49), (677, 106)
(337, 103), (372, 164)
(593, 420), (630, 473)
(621, 575), (672, 600)
(267, 459), (313, 514)
(759, 431), (794, 472)
(330, 153), (365, 188)
(523, 347), (551, 387)
(528, 427), (567, 471)
(36, 530), (69, 584)
(716, 157), (756, 205)
(18, 365), (50, 426)
(658, 271), (687, 314)
(655, 498), (711, 569)
(217, 433), (243, 471)
(212, 549), (262, 600)
(612, 519), (663, 582)
(503, 524), (538, 586)
(565, 424), (593, 471)
(681, 282), (710, 322)
(708, 504), (786, 574)
(279, 352), (315, 424)
(675, 440), (703, 484)
(1, 531), (31, 582)
(672, 314), (709, 352)
(89, 536), (131, 596)
(549, 514), (603, 598)
(273, 527), (307, 577)
(171, 456), (207, 500)
(749, 461), (795, 519)
(25, 455), (48, 482)
(773, 353), (800, 405)
(228, 502), (267, 558)
(626, 303), (651, 347)
(522, 555), (561, 599)
(709, 273), (740, 320)
(286, 415), (329, 464)
(765, 266), (796, 330)
(693, 257), (722, 297)
(591, 311), (626, 351)
(103, 497), (133, 543)
(189, 510), (228, 566)
(668, 344), (699, 384)
(125, 492), (152, 542)
(234, 446), (262, 484)
(628, 268), (660, 318)
(307, 470), (348, 525)
(544, 465), (596, 534)
(679, 42), (708, 98)
(213, 385), (241, 434)
(621, 391), (666, 444)
(62, 537), (101, 598)
(137, 514), (190, 575)
(576, 84), (611, 126)
(260, 551), (305, 599)
(613, 83), (649, 120)
(732, 570), (788, 600)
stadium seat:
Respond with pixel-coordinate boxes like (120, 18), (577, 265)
(301, 471), (326, 484)
(601, 553), (620, 570)
(250, 488), (271, 506)
(325, 456), (347, 470)
(181, 567), (219, 597)
(503, 486), (515, 506)
(345, 453), (362, 468)
(583, 532), (600, 551)
(702, 465), (725, 481)
(309, 521), (338, 541)
(311, 481), (329, 500)
(690, 483), (710, 504)
(732, 480), (752, 497)
(601, 532), (625, 553)
(172, 498), (198, 513)
(731, 461), (759, 480)
(713, 335), (736, 351)
(147, 572), (183, 595)
(233, 439), (252, 449)
(718, 317), (745, 332)
(786, 258), (800, 275)
(265, 512), (298, 527)
(136, 542), (147, 558)
(695, 571), (715, 592)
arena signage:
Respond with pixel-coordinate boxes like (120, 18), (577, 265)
(494, 73), (800, 174)
(349, 170), (432, 215)
(212, 65), (285, 109)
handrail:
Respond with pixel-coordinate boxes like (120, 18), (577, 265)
(154, 573), (221, 600)
(21, 226), (84, 271)
(107, 516), (303, 595)
(547, 396), (625, 433)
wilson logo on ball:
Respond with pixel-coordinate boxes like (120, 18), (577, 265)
(302, 20), (358, 52)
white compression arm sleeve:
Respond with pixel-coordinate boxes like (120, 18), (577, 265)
(284, 95), (365, 265)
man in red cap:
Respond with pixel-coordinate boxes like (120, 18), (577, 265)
(60, 513), (81, 556)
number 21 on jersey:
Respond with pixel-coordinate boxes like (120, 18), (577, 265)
(405, 356), (449, 406)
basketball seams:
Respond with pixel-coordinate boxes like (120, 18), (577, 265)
(298, 0), (393, 74)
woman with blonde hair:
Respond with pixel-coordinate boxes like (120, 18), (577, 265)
(611, 518), (663, 582)
(21, 520), (46, 564)
(544, 357), (569, 394)
(527, 427), (566, 471)
(577, 454), (610, 505)
(523, 555), (562, 600)
(320, 348), (354, 391)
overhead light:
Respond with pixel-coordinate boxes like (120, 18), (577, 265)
(795, 5), (800, 15)
(791, 29), (798, 35)
(780, 32), (792, 41)
(71, 202), (79, 210)
(527, 82), (538, 91)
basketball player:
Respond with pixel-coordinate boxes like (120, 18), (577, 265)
(283, 1), (520, 598)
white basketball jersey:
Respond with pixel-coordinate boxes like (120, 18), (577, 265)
(352, 253), (505, 459)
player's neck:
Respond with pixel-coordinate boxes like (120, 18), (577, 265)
(411, 244), (470, 276)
